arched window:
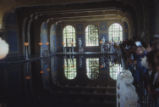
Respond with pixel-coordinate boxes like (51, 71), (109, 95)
(63, 25), (76, 47)
(85, 25), (99, 46)
(108, 23), (123, 43)
(64, 58), (77, 80)
(86, 58), (99, 80)
(109, 63), (123, 80)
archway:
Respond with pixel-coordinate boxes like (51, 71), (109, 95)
(108, 23), (123, 43)
(40, 22), (49, 57)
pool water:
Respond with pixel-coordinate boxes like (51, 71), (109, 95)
(0, 55), (124, 107)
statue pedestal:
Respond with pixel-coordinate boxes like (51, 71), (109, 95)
(79, 48), (84, 53)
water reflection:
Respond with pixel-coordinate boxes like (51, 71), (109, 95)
(23, 62), (33, 100)
(51, 57), (58, 84)
(24, 62), (32, 80)
(0, 55), (124, 107)
(109, 62), (123, 80)
(40, 59), (50, 89)
(60, 55), (123, 81)
(64, 58), (77, 80)
(86, 58), (99, 80)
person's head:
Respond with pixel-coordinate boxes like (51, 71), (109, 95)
(135, 46), (144, 55)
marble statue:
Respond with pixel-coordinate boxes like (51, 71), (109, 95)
(78, 38), (83, 52)
(0, 37), (9, 59)
(78, 38), (82, 48)
(117, 70), (138, 107)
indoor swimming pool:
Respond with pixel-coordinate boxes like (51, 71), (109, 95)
(0, 54), (124, 107)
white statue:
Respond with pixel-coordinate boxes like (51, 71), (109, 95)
(78, 38), (82, 48)
(78, 38), (83, 52)
(102, 37), (106, 45)
(0, 37), (9, 59)
(117, 70), (138, 107)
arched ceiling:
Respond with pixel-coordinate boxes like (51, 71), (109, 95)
(0, 0), (110, 29)
(0, 0), (151, 29)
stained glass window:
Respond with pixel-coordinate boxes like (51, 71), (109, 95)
(85, 25), (99, 46)
(64, 58), (77, 80)
(108, 23), (123, 43)
(109, 62), (123, 80)
(86, 58), (99, 80)
(63, 25), (76, 47)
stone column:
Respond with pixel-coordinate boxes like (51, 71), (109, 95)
(152, 0), (159, 36)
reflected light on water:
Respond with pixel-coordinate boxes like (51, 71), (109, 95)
(25, 76), (32, 80)
(86, 58), (99, 80)
(109, 63), (123, 80)
(64, 58), (77, 80)
(40, 70), (44, 74)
